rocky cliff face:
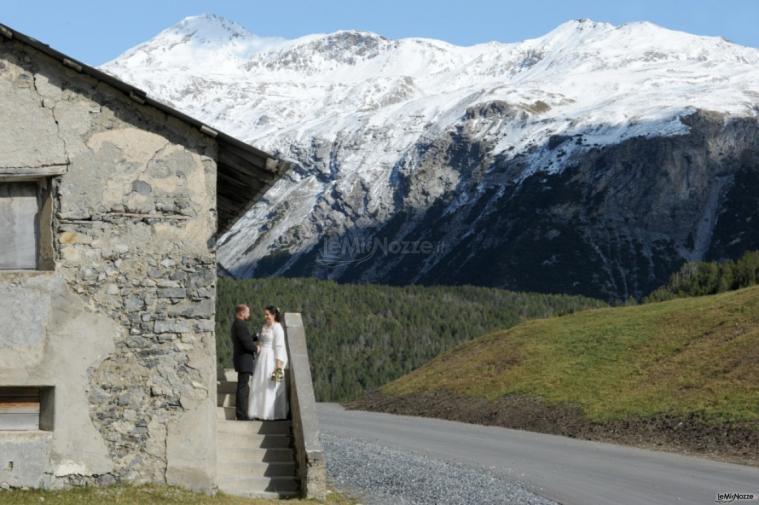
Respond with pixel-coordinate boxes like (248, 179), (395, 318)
(245, 111), (759, 301)
(103, 15), (759, 301)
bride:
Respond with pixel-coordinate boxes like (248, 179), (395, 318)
(247, 305), (289, 420)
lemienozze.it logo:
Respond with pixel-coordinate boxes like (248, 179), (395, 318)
(316, 234), (444, 266)
(715, 492), (758, 503)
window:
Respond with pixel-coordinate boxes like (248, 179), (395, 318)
(0, 180), (53, 270)
(0, 387), (54, 431)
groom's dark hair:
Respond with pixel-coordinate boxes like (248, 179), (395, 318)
(265, 305), (282, 323)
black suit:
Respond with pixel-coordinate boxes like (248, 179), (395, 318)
(231, 318), (258, 420)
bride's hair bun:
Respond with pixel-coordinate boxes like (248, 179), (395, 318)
(265, 304), (282, 323)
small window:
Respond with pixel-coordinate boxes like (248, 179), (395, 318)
(0, 180), (53, 270)
(0, 387), (54, 431)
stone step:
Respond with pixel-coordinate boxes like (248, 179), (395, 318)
(223, 369), (238, 383)
(218, 393), (235, 408)
(216, 460), (296, 478)
(215, 369), (300, 498)
(218, 475), (300, 495)
(217, 406), (235, 420)
(216, 407), (294, 426)
(217, 431), (292, 449)
(217, 381), (237, 394)
(216, 446), (295, 463)
(218, 487), (300, 500)
(217, 419), (292, 436)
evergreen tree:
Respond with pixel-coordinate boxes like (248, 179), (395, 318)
(645, 250), (759, 302)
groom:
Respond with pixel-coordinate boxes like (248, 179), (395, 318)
(231, 304), (258, 420)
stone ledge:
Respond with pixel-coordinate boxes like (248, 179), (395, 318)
(282, 312), (326, 501)
(0, 164), (68, 178)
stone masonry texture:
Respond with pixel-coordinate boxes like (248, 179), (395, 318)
(0, 36), (219, 491)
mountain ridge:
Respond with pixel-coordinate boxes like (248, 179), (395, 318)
(102, 15), (759, 301)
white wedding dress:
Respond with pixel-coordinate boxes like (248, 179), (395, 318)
(247, 321), (289, 420)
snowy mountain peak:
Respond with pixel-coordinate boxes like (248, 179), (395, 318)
(168, 13), (254, 44)
(526, 18), (755, 66)
(303, 29), (390, 56)
(542, 18), (615, 38)
(247, 30), (396, 72)
(104, 13), (285, 73)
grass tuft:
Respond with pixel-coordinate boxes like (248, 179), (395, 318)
(0, 484), (357, 505)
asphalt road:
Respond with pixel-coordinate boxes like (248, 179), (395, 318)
(317, 403), (759, 505)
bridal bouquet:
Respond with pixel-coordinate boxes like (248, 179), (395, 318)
(271, 367), (285, 383)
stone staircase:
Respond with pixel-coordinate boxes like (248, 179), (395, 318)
(216, 371), (299, 498)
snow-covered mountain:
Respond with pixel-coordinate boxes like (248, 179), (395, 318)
(103, 14), (759, 301)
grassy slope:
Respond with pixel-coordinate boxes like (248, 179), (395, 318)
(0, 485), (355, 505)
(380, 285), (759, 425)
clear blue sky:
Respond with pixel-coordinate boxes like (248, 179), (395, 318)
(2, 0), (758, 65)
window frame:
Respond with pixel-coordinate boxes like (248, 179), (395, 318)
(0, 177), (54, 271)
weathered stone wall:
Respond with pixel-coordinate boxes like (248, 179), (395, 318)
(0, 37), (218, 490)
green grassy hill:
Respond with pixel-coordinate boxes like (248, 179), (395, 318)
(350, 285), (759, 465)
(216, 277), (605, 401)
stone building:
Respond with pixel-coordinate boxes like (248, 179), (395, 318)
(0, 23), (287, 490)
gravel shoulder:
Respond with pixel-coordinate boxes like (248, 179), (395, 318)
(320, 431), (558, 505)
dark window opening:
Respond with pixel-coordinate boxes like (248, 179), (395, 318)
(0, 387), (54, 431)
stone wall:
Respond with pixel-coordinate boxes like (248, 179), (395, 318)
(0, 37), (218, 490)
